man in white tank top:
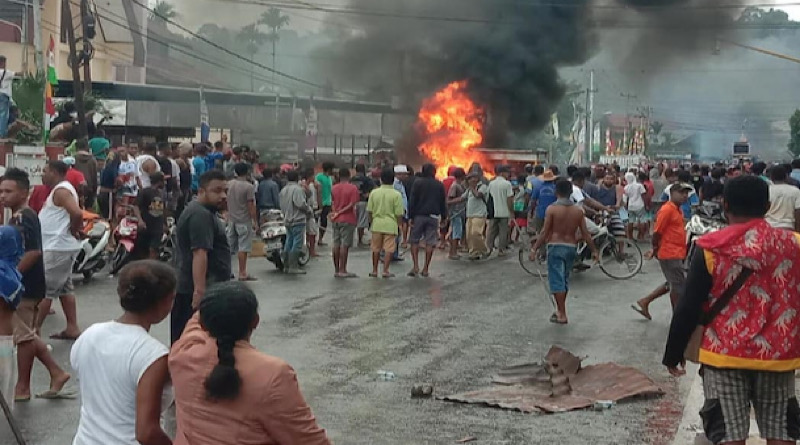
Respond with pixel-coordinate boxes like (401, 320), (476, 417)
(136, 143), (161, 190)
(36, 161), (83, 340)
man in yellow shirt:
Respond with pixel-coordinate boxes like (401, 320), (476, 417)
(367, 168), (405, 278)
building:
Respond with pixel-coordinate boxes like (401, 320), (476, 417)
(0, 0), (146, 83)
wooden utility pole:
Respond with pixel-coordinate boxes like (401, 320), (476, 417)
(62, 0), (87, 140)
(80, 0), (92, 93)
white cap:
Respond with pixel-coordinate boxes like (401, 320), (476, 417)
(394, 165), (409, 174)
(63, 156), (76, 166)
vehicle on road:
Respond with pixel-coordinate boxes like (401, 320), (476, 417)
(73, 210), (111, 282)
(260, 209), (309, 271)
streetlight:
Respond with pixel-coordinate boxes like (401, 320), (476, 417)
(0, 19), (26, 72)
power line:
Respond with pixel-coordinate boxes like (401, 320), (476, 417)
(126, 0), (358, 95)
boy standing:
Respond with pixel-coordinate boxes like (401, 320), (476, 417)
(367, 168), (405, 278)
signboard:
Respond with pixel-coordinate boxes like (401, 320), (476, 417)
(6, 153), (47, 186)
(733, 142), (750, 156)
(13, 145), (46, 155)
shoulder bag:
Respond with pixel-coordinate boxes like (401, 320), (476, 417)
(684, 267), (753, 363)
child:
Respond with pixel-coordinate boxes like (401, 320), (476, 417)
(71, 260), (175, 445)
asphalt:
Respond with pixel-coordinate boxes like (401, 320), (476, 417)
(1, 242), (689, 445)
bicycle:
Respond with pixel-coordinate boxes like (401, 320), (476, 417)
(517, 212), (643, 280)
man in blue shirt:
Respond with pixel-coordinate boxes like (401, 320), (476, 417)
(529, 170), (557, 258)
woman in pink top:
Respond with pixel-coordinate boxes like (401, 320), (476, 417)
(169, 282), (331, 445)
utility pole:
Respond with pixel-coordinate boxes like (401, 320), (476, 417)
(585, 69), (596, 163)
(31, 0), (42, 73)
(79, 0), (92, 93)
(620, 92), (637, 155)
(62, 0), (87, 140)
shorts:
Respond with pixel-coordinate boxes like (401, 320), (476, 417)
(333, 222), (356, 248)
(627, 208), (647, 224)
(608, 214), (626, 238)
(307, 215), (319, 236)
(659, 259), (686, 297)
(356, 202), (370, 229)
(44, 250), (78, 299)
(450, 215), (464, 240)
(12, 299), (40, 344)
(409, 215), (439, 246)
(514, 217), (528, 230)
(547, 244), (577, 293)
(701, 366), (800, 443)
(371, 232), (397, 254)
(138, 227), (164, 252)
(226, 222), (254, 253)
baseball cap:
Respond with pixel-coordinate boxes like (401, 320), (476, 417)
(673, 183), (693, 192)
(394, 165), (409, 174)
(63, 156), (76, 166)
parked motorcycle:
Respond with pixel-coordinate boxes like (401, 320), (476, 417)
(109, 215), (139, 275)
(685, 201), (727, 266)
(73, 210), (111, 282)
(260, 210), (310, 270)
(158, 217), (177, 265)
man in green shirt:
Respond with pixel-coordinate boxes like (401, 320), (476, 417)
(367, 167), (405, 278)
(315, 161), (334, 246)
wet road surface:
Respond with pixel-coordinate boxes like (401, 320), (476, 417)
(2, 244), (688, 445)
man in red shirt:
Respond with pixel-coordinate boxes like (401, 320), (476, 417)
(330, 167), (360, 278)
(63, 156), (87, 207)
(28, 184), (53, 213)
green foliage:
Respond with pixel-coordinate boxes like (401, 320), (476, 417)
(150, 1), (178, 21)
(10, 73), (45, 144)
(789, 110), (800, 157)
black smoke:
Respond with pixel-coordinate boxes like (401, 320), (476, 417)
(317, 0), (751, 145)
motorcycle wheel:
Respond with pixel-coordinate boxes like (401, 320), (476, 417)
(109, 244), (132, 275)
(271, 251), (285, 271)
(298, 245), (310, 266)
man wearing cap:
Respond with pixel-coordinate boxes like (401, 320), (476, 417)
(486, 165), (515, 256)
(529, 170), (557, 258)
(632, 182), (693, 320)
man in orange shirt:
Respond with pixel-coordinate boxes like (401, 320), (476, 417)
(632, 182), (692, 320)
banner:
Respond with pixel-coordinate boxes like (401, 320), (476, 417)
(43, 36), (58, 144)
(199, 87), (210, 143)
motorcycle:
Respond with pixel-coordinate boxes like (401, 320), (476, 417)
(73, 210), (111, 282)
(260, 209), (310, 270)
(685, 201), (727, 266)
(158, 217), (177, 265)
(109, 215), (139, 275)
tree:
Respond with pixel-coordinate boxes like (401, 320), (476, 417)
(258, 8), (290, 83)
(737, 7), (799, 38)
(121, 0), (145, 66)
(789, 110), (800, 157)
(237, 23), (269, 92)
(150, 1), (178, 21)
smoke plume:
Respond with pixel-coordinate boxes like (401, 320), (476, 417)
(319, 0), (757, 145)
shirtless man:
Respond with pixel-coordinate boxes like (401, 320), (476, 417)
(532, 179), (598, 325)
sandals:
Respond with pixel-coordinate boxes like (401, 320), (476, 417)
(50, 331), (81, 341)
(631, 303), (652, 321)
(549, 313), (568, 325)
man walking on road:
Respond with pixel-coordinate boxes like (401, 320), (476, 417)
(532, 179), (597, 325)
(0, 169), (71, 400)
(351, 163), (375, 247)
(664, 175), (800, 445)
(486, 166), (514, 256)
(316, 162), (335, 246)
(447, 168), (467, 260)
(280, 170), (313, 275)
(173, 170), (231, 343)
(407, 163), (447, 277)
(331, 168), (360, 278)
(367, 168), (405, 278)
(227, 163), (259, 281)
(633, 182), (692, 320)
(36, 161), (83, 340)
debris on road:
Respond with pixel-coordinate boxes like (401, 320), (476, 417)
(456, 436), (477, 443)
(438, 346), (663, 414)
(377, 370), (396, 381)
(593, 400), (615, 411)
(411, 383), (434, 398)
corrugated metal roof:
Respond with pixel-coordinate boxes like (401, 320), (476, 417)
(438, 346), (664, 414)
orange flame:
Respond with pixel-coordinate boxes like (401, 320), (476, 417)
(418, 81), (491, 178)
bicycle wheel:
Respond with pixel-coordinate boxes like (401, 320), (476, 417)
(599, 238), (643, 280)
(518, 245), (548, 277)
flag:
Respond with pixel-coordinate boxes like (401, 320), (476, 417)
(43, 36), (58, 144)
(551, 112), (559, 139)
(593, 122), (601, 155)
(199, 87), (210, 143)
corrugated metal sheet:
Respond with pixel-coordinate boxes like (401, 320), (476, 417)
(439, 346), (663, 414)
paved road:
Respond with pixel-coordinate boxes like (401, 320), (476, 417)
(2, 244), (688, 445)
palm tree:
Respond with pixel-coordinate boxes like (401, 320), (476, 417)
(258, 8), (290, 79)
(236, 23), (269, 92)
(150, 1), (179, 21)
(121, 0), (145, 66)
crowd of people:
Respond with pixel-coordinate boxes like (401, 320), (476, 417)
(1, 131), (800, 445)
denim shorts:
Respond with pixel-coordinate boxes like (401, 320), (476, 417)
(547, 244), (577, 293)
(450, 215), (464, 240)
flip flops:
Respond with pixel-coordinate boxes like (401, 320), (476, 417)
(549, 313), (568, 325)
(49, 331), (81, 341)
(631, 303), (652, 321)
(36, 389), (78, 400)
(238, 276), (258, 282)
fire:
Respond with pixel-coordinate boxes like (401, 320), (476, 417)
(418, 81), (491, 178)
